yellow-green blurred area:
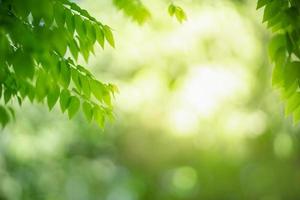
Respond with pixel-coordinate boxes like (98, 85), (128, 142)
(1, 0), (300, 199)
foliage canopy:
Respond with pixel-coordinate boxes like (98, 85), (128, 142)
(9, 0), (300, 128)
(0, 0), (187, 128)
(0, 0), (122, 127)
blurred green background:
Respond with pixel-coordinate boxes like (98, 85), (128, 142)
(1, 0), (300, 199)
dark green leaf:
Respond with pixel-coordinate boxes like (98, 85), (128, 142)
(257, 0), (272, 9)
(13, 50), (35, 79)
(0, 105), (10, 127)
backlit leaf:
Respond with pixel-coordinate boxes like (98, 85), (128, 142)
(103, 25), (115, 48)
(68, 96), (80, 119)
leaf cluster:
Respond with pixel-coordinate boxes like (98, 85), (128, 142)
(168, 3), (187, 23)
(258, 0), (300, 123)
(0, 0), (117, 127)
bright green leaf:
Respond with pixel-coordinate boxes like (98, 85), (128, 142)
(47, 84), (60, 110)
(82, 101), (93, 122)
(103, 25), (115, 48)
(60, 89), (71, 113)
(68, 96), (80, 119)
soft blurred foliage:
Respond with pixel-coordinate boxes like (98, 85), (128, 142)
(1, 0), (300, 199)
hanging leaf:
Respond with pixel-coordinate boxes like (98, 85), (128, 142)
(47, 84), (60, 110)
(168, 4), (187, 23)
(93, 105), (105, 128)
(103, 25), (115, 48)
(82, 101), (93, 122)
(0, 105), (10, 127)
(96, 26), (105, 48)
(59, 61), (71, 88)
(90, 79), (105, 102)
(68, 96), (80, 119)
(60, 89), (71, 113)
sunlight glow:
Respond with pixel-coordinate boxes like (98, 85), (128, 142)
(111, 1), (258, 140)
(168, 65), (248, 136)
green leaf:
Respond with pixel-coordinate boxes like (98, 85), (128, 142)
(27, 84), (35, 103)
(293, 105), (300, 124)
(272, 49), (287, 88)
(13, 50), (35, 79)
(282, 81), (298, 100)
(71, 68), (82, 92)
(47, 84), (60, 110)
(78, 37), (90, 62)
(54, 2), (66, 27)
(93, 105), (105, 128)
(283, 62), (300, 88)
(76, 65), (93, 77)
(96, 26), (105, 48)
(7, 106), (15, 121)
(168, 4), (176, 16)
(35, 71), (48, 101)
(52, 29), (68, 56)
(0, 105), (10, 127)
(108, 83), (119, 97)
(267, 12), (283, 29)
(69, 2), (93, 20)
(112, 0), (151, 24)
(74, 15), (86, 38)
(59, 61), (71, 88)
(90, 80), (105, 102)
(0, 84), (2, 99)
(66, 10), (76, 35)
(263, 1), (285, 23)
(17, 96), (22, 106)
(68, 96), (80, 119)
(60, 89), (71, 113)
(68, 39), (80, 60)
(168, 4), (187, 23)
(82, 101), (93, 122)
(268, 34), (286, 61)
(285, 33), (293, 55)
(86, 20), (97, 44)
(103, 92), (112, 107)
(285, 91), (300, 116)
(79, 74), (91, 98)
(103, 25), (115, 48)
(257, 0), (272, 10)
(175, 7), (187, 23)
(4, 89), (12, 104)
